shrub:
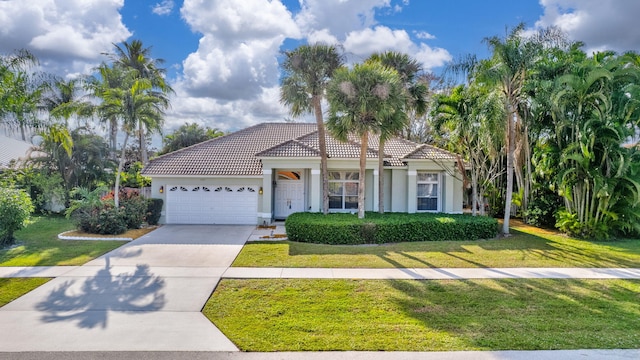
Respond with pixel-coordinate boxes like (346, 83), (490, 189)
(74, 206), (127, 235)
(286, 212), (499, 245)
(0, 187), (34, 245)
(523, 188), (564, 228)
(119, 192), (148, 229)
(145, 198), (163, 225)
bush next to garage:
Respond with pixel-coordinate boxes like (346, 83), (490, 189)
(67, 187), (150, 235)
(145, 198), (163, 225)
(285, 212), (499, 245)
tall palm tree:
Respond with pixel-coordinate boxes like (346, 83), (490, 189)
(433, 84), (504, 216)
(86, 63), (126, 158)
(159, 122), (224, 154)
(108, 40), (173, 164)
(326, 62), (406, 219)
(98, 74), (169, 207)
(280, 44), (344, 215)
(478, 24), (540, 234)
(367, 51), (426, 213)
(42, 77), (93, 126)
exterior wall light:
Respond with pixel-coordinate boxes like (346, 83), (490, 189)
(159, 185), (164, 194)
(259, 187), (263, 195)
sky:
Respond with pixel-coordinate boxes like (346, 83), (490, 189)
(1, 0), (640, 137)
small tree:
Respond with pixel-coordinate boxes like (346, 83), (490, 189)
(0, 187), (34, 245)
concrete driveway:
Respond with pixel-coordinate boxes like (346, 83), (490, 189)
(0, 225), (253, 352)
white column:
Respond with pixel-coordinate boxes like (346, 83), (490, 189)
(444, 172), (454, 213)
(372, 170), (379, 212)
(310, 169), (321, 212)
(260, 169), (273, 223)
(407, 170), (417, 213)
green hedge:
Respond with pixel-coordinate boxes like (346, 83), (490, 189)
(285, 212), (499, 245)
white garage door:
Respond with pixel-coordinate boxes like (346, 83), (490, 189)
(165, 185), (258, 224)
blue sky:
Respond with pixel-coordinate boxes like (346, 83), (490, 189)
(1, 0), (639, 134)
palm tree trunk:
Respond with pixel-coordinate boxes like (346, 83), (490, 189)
(358, 132), (368, 219)
(109, 117), (118, 159)
(378, 137), (385, 214)
(313, 95), (329, 215)
(139, 121), (148, 164)
(471, 167), (478, 216)
(503, 110), (516, 235)
(114, 132), (130, 208)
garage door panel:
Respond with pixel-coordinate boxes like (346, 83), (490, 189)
(166, 185), (257, 224)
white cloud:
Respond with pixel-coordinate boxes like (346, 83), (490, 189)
(178, 0), (299, 100)
(414, 43), (453, 69)
(0, 0), (130, 76)
(152, 0), (174, 16)
(344, 26), (413, 56)
(181, 0), (299, 42)
(164, 83), (290, 133)
(295, 0), (391, 39)
(343, 26), (451, 70)
(536, 0), (640, 54)
(415, 31), (436, 40)
(307, 29), (340, 45)
(170, 0), (301, 130)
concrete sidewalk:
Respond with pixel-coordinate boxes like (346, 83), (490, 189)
(5, 265), (640, 280)
(2, 349), (640, 360)
(223, 266), (640, 279)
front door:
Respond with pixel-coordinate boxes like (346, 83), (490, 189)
(274, 170), (305, 219)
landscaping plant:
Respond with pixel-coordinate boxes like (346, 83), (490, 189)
(286, 212), (498, 244)
(0, 187), (34, 245)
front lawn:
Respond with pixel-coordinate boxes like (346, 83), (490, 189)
(205, 278), (640, 351)
(0, 216), (127, 266)
(0, 278), (50, 306)
(233, 221), (640, 268)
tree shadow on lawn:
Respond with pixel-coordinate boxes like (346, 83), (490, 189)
(285, 226), (640, 268)
(387, 277), (640, 350)
(35, 256), (165, 329)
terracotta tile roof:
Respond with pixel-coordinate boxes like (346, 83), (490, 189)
(293, 132), (379, 158)
(256, 139), (321, 157)
(142, 123), (316, 176)
(403, 144), (457, 160)
(142, 122), (458, 176)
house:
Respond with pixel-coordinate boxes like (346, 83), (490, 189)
(142, 122), (464, 225)
(0, 135), (36, 169)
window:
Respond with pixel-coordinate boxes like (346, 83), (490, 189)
(417, 172), (439, 211)
(328, 171), (359, 210)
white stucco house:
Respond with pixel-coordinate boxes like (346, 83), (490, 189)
(142, 122), (464, 225)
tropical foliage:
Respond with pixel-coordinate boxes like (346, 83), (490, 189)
(159, 122), (224, 154)
(326, 61), (406, 219)
(280, 44), (344, 215)
(0, 187), (34, 245)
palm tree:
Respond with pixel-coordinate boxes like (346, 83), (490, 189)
(159, 122), (224, 154)
(108, 40), (173, 164)
(89, 63), (127, 158)
(367, 51), (427, 213)
(280, 44), (344, 215)
(326, 62), (406, 219)
(433, 84), (504, 216)
(42, 77), (93, 126)
(98, 74), (169, 207)
(478, 24), (540, 235)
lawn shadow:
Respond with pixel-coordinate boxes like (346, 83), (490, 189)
(35, 256), (165, 329)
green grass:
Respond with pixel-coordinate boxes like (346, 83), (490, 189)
(205, 278), (640, 351)
(233, 221), (640, 268)
(0, 216), (127, 266)
(0, 278), (50, 306)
